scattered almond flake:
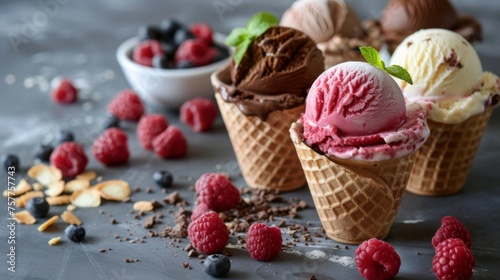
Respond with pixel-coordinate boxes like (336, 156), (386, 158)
(14, 210), (36, 224)
(95, 180), (130, 201)
(17, 191), (44, 208)
(61, 210), (82, 225)
(28, 164), (62, 186)
(64, 179), (90, 193)
(3, 179), (32, 197)
(225, 222), (233, 230)
(33, 182), (44, 191)
(46, 195), (71, 206)
(45, 180), (65, 197)
(48, 236), (61, 245)
(67, 204), (77, 211)
(133, 201), (154, 212)
(76, 171), (97, 181)
(70, 189), (101, 207)
(38, 215), (59, 231)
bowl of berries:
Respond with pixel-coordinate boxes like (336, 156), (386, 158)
(117, 19), (231, 108)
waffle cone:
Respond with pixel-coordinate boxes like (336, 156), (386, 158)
(213, 92), (306, 192)
(407, 107), (493, 196)
(290, 122), (416, 244)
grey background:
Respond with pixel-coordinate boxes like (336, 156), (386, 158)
(1, 0), (499, 279)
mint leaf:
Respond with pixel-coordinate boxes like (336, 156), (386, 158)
(246, 12), (278, 38)
(233, 39), (252, 66)
(386, 65), (413, 85)
(359, 46), (384, 71)
(225, 28), (248, 47)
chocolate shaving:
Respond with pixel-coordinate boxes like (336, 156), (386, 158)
(143, 215), (155, 229)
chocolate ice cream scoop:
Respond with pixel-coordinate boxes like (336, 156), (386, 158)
(380, 0), (482, 53)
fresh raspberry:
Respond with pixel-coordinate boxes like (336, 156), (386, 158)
(51, 77), (78, 104)
(92, 128), (129, 166)
(433, 238), (475, 280)
(133, 39), (164, 67)
(152, 125), (188, 158)
(195, 173), (240, 212)
(187, 211), (229, 254)
(137, 114), (169, 150)
(175, 39), (217, 67)
(107, 89), (145, 121)
(50, 142), (88, 178)
(191, 202), (210, 221)
(180, 98), (218, 132)
(355, 238), (401, 280)
(245, 223), (282, 261)
(190, 23), (213, 46)
(432, 216), (472, 249)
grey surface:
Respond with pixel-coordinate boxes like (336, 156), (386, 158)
(1, 0), (499, 279)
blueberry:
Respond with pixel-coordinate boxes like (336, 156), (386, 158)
(176, 60), (195, 69)
(138, 25), (163, 41)
(2, 154), (19, 172)
(160, 19), (182, 39)
(65, 224), (86, 242)
(173, 29), (195, 46)
(160, 42), (177, 59)
(204, 254), (231, 277)
(55, 129), (74, 145)
(26, 197), (49, 218)
(152, 54), (172, 69)
(103, 115), (120, 129)
(35, 144), (54, 162)
(153, 170), (173, 189)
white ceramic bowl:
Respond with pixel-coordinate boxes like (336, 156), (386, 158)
(116, 33), (231, 108)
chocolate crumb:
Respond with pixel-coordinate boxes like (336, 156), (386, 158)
(124, 258), (133, 263)
(188, 249), (198, 257)
(163, 191), (182, 205)
(444, 49), (463, 69)
(151, 199), (163, 209)
(99, 210), (105, 215)
(110, 218), (117, 224)
(122, 197), (131, 203)
(135, 259), (141, 263)
(145, 187), (153, 193)
(134, 187), (141, 192)
(143, 215), (156, 229)
(406, 41), (413, 47)
(278, 220), (286, 227)
(416, 251), (421, 255)
(345, 245), (349, 250)
(181, 262), (191, 269)
(99, 249), (106, 253)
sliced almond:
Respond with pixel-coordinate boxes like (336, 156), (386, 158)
(28, 164), (62, 186)
(14, 210), (36, 224)
(67, 204), (77, 211)
(17, 191), (44, 208)
(133, 201), (154, 212)
(33, 182), (44, 191)
(3, 179), (31, 197)
(61, 210), (82, 225)
(48, 236), (61, 245)
(38, 215), (59, 231)
(95, 180), (130, 201)
(45, 180), (65, 197)
(46, 195), (71, 206)
(76, 170), (97, 181)
(64, 179), (90, 193)
(70, 188), (101, 207)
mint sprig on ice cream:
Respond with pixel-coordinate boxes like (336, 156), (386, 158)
(360, 46), (413, 85)
(225, 12), (278, 65)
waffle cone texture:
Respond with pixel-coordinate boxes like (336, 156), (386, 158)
(407, 107), (493, 196)
(290, 122), (416, 244)
(212, 83), (306, 192)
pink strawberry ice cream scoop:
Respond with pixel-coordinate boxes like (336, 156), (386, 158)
(302, 61), (429, 160)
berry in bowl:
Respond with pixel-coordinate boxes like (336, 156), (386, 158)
(117, 19), (231, 108)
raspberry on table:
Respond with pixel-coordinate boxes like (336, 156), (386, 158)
(187, 211), (229, 254)
(51, 77), (78, 104)
(107, 89), (145, 121)
(137, 114), (169, 150)
(50, 142), (88, 178)
(152, 125), (188, 159)
(432, 216), (472, 249)
(190, 202), (210, 221)
(355, 238), (401, 280)
(195, 173), (240, 212)
(133, 39), (164, 67)
(180, 98), (218, 132)
(92, 128), (130, 166)
(190, 23), (213, 46)
(433, 238), (475, 280)
(175, 38), (217, 67)
(245, 223), (282, 261)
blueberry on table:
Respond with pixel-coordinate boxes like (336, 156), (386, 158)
(138, 25), (162, 41)
(103, 115), (120, 129)
(65, 224), (86, 242)
(204, 254), (231, 277)
(2, 154), (19, 172)
(26, 197), (50, 218)
(55, 129), (74, 145)
(160, 19), (182, 39)
(176, 60), (195, 69)
(153, 170), (173, 189)
(35, 144), (54, 162)
(173, 28), (195, 46)
(152, 54), (172, 69)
